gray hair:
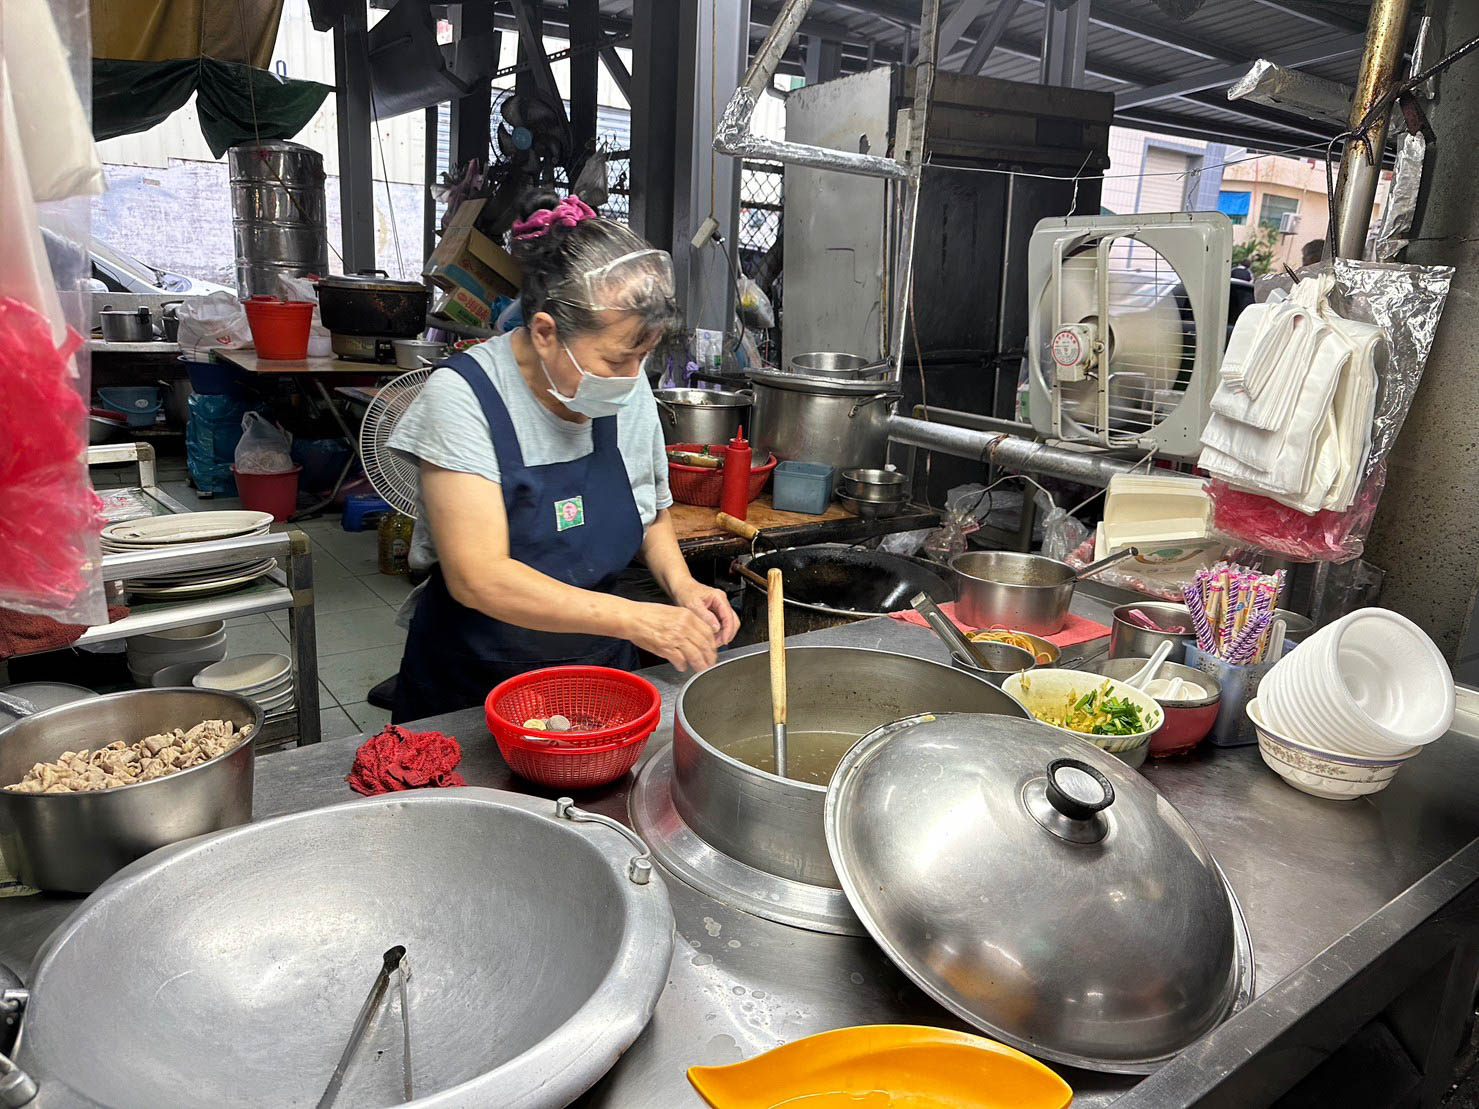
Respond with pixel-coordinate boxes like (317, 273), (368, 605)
(509, 189), (678, 341)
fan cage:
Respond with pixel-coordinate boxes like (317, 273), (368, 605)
(1054, 236), (1198, 444)
(359, 368), (434, 519)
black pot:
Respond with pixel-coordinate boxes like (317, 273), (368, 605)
(317, 271), (430, 338)
(732, 543), (955, 645)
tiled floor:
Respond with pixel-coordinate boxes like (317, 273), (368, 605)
(96, 454), (407, 744)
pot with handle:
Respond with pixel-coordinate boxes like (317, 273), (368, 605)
(748, 369), (899, 483)
(786, 352), (891, 380)
(316, 271), (430, 338)
(99, 306), (153, 343)
(653, 388), (752, 446)
(951, 548), (1139, 636)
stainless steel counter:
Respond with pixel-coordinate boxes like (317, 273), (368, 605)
(2, 599), (1477, 1106)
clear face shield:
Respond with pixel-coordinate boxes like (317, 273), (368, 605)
(547, 249), (677, 318)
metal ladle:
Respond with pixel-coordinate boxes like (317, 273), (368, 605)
(909, 593), (1035, 675)
(767, 568), (788, 778)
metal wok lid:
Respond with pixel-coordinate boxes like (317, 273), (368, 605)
(824, 713), (1253, 1074)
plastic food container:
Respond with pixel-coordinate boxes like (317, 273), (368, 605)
(771, 461), (835, 515)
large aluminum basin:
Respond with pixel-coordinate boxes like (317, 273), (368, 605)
(672, 646), (1029, 887)
(13, 789), (673, 1108)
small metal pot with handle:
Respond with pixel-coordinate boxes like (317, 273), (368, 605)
(653, 388), (752, 446)
(99, 306), (153, 343)
(951, 548), (1139, 636)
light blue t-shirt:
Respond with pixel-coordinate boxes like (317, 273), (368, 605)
(387, 332), (672, 570)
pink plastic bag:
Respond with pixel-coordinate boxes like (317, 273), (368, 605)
(0, 296), (102, 618)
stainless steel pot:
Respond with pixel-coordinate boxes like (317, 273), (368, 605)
(1109, 602), (1196, 661)
(840, 467), (908, 503)
(748, 369), (898, 480)
(671, 646), (1028, 888)
(99, 307), (153, 343)
(0, 689), (260, 892)
(951, 548), (1137, 636)
(392, 337), (447, 369)
(786, 352), (889, 380)
(652, 387), (752, 446)
(4, 789), (673, 1108)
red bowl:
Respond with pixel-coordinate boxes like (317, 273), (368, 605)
(1150, 701), (1221, 757)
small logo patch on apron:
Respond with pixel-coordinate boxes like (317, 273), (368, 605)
(554, 496), (585, 531)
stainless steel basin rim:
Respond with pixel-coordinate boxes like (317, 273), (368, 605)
(8, 788), (674, 1109)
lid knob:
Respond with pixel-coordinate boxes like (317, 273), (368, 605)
(1045, 758), (1114, 820)
(1026, 757), (1115, 844)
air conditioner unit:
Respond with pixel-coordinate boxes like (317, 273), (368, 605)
(1026, 212), (1232, 462)
(1279, 211), (1301, 235)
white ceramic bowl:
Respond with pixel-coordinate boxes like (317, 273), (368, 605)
(1261, 609), (1453, 758)
(149, 662), (212, 687)
(193, 654), (291, 693)
(126, 638), (227, 672)
(1249, 698), (1419, 800)
(1002, 669), (1162, 765)
(126, 621), (227, 649)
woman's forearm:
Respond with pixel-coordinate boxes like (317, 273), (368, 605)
(445, 557), (637, 639)
(641, 510), (695, 599)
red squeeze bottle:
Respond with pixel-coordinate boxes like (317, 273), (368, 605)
(718, 427), (754, 520)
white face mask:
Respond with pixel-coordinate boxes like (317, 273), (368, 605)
(542, 342), (642, 418)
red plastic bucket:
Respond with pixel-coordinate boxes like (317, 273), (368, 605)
(231, 465), (302, 521)
(242, 297), (314, 360)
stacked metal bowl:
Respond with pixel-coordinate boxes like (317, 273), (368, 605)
(838, 468), (909, 519)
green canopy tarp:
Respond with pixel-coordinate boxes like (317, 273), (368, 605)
(93, 57), (331, 158)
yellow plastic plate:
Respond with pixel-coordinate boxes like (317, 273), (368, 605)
(687, 1024), (1073, 1109)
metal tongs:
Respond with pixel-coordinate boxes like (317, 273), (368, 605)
(317, 945), (414, 1107)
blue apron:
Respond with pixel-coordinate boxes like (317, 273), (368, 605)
(393, 353), (643, 722)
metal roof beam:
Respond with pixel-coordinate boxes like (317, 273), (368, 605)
(961, 0), (1023, 74)
(936, 0), (989, 59)
(1114, 33), (1367, 110)
(1249, 0), (1368, 35)
(1115, 108), (1330, 153)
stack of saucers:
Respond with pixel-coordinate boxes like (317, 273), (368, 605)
(194, 653), (294, 716)
(1249, 608), (1454, 799)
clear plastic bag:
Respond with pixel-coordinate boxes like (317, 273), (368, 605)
(1208, 259), (1454, 562)
(737, 275), (775, 329)
(234, 412), (294, 475)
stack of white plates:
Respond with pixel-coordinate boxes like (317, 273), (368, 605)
(102, 512), (277, 599)
(127, 621), (227, 686)
(194, 653), (294, 715)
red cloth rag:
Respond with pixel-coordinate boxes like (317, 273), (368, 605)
(346, 724), (467, 796)
(888, 602), (1108, 647)
(0, 604), (130, 660)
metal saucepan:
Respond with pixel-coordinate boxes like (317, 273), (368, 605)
(392, 338), (446, 369)
(786, 352), (890, 380)
(0, 790), (673, 1108)
(0, 688), (260, 892)
(653, 388), (752, 446)
(910, 592), (1036, 686)
(951, 548), (1139, 636)
(734, 544), (954, 643)
(1109, 602), (1196, 661)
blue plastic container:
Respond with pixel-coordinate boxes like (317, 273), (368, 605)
(181, 356), (241, 397)
(771, 461), (834, 515)
(342, 492), (392, 531)
(97, 387), (162, 428)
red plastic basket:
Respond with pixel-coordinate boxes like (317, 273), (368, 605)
(485, 666), (662, 789)
(667, 443), (777, 508)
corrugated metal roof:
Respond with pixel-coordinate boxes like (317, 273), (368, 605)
(707, 0), (1389, 154)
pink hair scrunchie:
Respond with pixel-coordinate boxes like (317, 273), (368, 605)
(511, 195), (597, 240)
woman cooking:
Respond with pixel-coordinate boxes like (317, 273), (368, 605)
(387, 191), (738, 721)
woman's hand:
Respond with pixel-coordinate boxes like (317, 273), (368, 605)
(622, 601), (721, 673)
(670, 578), (740, 647)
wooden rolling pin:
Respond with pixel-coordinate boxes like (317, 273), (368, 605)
(668, 450), (722, 468)
(768, 567), (788, 778)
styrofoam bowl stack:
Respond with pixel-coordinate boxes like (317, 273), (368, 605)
(126, 621), (227, 686)
(1258, 607), (1454, 767)
(193, 653), (294, 715)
